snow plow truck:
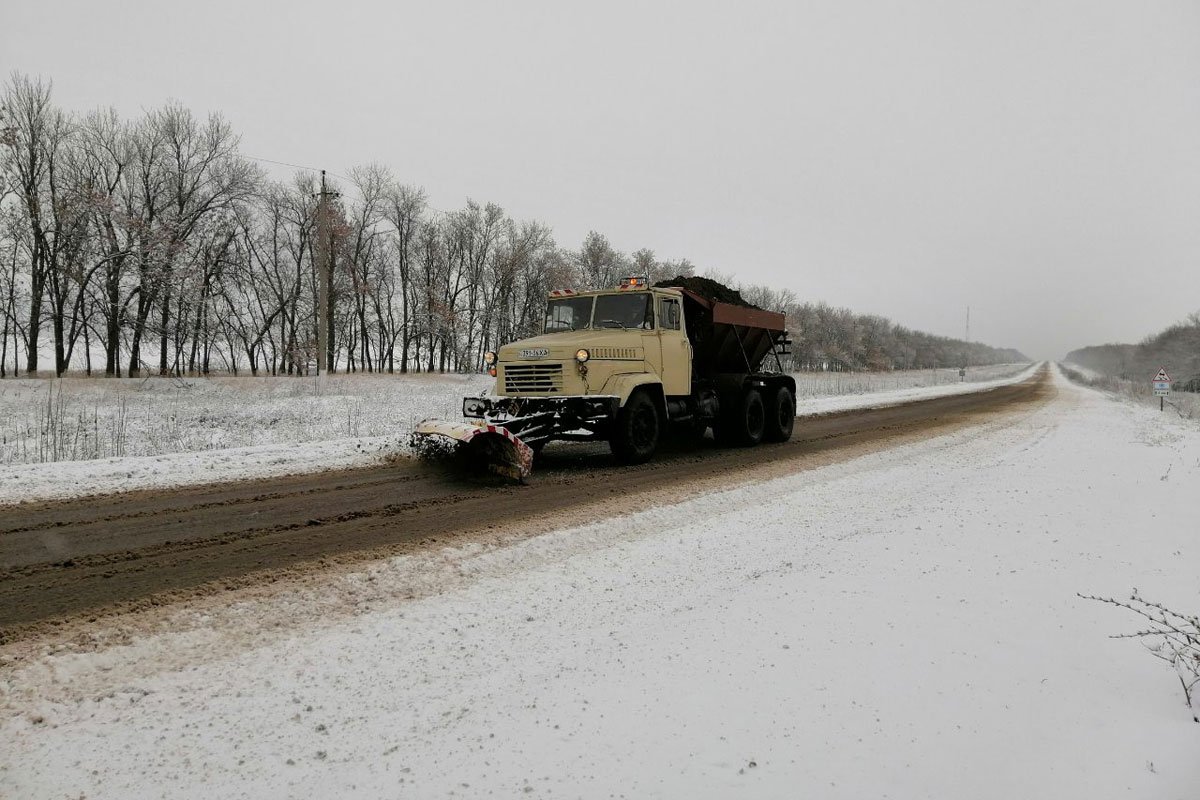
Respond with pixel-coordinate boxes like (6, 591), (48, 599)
(413, 276), (795, 479)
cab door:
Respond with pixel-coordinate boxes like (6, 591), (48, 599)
(656, 295), (690, 396)
(639, 292), (664, 381)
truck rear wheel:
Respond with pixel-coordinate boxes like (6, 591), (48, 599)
(764, 386), (795, 442)
(610, 391), (660, 464)
(716, 387), (765, 447)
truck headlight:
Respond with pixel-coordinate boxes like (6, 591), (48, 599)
(575, 348), (590, 363)
(483, 351), (496, 365)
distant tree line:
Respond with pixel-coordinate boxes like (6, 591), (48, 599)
(737, 282), (1026, 370)
(0, 73), (1024, 378)
(1066, 313), (1200, 391)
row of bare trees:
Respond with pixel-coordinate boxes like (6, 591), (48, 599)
(717, 281), (1025, 370)
(1, 73), (1024, 379)
(1066, 313), (1200, 389)
(1, 74), (260, 376)
(0, 75), (678, 377)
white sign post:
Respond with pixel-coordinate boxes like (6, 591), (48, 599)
(1151, 367), (1172, 412)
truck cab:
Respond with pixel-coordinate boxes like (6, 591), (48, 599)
(491, 281), (692, 406)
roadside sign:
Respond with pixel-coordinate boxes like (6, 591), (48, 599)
(1151, 367), (1172, 409)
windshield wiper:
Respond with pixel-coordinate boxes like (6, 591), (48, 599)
(598, 319), (627, 329)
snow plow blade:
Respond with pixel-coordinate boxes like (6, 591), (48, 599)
(412, 419), (535, 481)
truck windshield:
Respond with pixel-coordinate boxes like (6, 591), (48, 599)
(594, 292), (653, 330)
(544, 296), (594, 332)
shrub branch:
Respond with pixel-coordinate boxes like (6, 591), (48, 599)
(1080, 589), (1200, 720)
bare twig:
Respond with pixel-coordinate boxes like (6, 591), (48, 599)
(1080, 589), (1200, 719)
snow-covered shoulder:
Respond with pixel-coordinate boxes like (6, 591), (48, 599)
(795, 361), (1038, 415)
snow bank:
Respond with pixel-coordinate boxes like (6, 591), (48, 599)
(2, 365), (1196, 798)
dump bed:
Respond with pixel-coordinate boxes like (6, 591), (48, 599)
(672, 287), (787, 377)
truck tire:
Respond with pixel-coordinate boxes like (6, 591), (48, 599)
(763, 385), (795, 442)
(610, 391), (661, 464)
(715, 387), (765, 447)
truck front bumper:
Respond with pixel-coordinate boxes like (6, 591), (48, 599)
(463, 394), (619, 421)
(462, 394), (620, 442)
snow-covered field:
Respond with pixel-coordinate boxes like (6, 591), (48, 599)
(0, 372), (489, 465)
(0, 364), (1032, 504)
(2, 364), (1196, 798)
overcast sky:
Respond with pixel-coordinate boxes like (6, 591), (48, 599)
(4, 0), (1199, 359)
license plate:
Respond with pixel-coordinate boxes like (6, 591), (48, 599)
(519, 348), (549, 358)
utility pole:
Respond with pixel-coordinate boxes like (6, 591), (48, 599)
(960, 305), (970, 382)
(314, 171), (339, 375)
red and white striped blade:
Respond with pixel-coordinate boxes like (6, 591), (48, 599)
(412, 419), (534, 479)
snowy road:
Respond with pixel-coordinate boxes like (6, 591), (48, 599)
(2, 366), (1197, 798)
(0, 370), (1043, 632)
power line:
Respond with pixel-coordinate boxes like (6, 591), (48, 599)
(243, 154), (322, 174)
(243, 156), (355, 194)
(242, 153), (451, 217)
(244, 154), (367, 204)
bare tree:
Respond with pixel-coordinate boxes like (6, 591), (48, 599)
(75, 108), (135, 376)
(341, 164), (388, 372)
(383, 182), (426, 373)
(0, 205), (24, 376)
(577, 230), (625, 290)
(1, 73), (78, 373)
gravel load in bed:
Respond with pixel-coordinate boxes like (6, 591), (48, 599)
(652, 275), (760, 309)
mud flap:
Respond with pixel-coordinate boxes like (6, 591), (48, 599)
(412, 419), (535, 481)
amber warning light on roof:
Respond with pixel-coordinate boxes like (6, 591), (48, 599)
(619, 276), (647, 289)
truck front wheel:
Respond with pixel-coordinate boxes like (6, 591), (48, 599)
(716, 387), (765, 447)
(610, 391), (661, 464)
(764, 386), (795, 442)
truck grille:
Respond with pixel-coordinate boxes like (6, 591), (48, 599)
(591, 347), (642, 360)
(504, 363), (564, 394)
